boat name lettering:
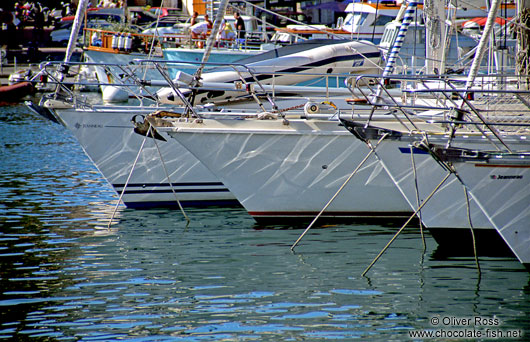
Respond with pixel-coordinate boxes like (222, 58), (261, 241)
(490, 175), (523, 180)
(75, 122), (103, 129)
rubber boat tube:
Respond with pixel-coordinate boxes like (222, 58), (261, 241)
(157, 40), (382, 105)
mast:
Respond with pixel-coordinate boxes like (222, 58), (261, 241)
(424, 0), (447, 74)
(371, 0), (418, 103)
(517, 0), (530, 89)
(186, 0), (230, 108)
(64, 0), (89, 64)
(459, 0), (511, 152)
(381, 1), (419, 77)
(464, 0), (502, 88)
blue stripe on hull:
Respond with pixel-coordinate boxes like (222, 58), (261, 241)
(113, 182), (225, 187)
(112, 182), (230, 194)
(398, 147), (429, 154)
(124, 199), (241, 209)
(121, 188), (231, 194)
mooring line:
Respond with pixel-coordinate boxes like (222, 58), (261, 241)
(362, 172), (452, 277)
(107, 127), (150, 229)
(424, 142), (482, 274)
(462, 186), (481, 274)
(409, 144), (426, 252)
(430, 149), (482, 274)
(291, 134), (388, 251)
(150, 122), (191, 226)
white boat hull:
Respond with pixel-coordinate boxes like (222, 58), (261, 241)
(44, 103), (237, 208)
(441, 147), (530, 268)
(374, 136), (493, 229)
(160, 117), (412, 222)
(342, 120), (525, 253)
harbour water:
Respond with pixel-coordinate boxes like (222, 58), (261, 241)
(1, 102), (529, 341)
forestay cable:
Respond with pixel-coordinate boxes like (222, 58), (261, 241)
(107, 126), (150, 229)
(150, 122), (191, 226)
(291, 133), (388, 251)
(362, 172), (452, 277)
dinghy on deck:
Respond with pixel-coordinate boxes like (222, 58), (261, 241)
(156, 40), (382, 105)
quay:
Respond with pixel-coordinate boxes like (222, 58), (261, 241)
(1, 25), (82, 85)
(0, 47), (82, 85)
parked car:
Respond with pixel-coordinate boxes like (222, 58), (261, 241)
(50, 19), (119, 46)
(59, 8), (125, 27)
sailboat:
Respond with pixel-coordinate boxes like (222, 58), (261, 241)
(27, 0), (386, 210)
(142, 2), (437, 223)
(410, 0), (530, 268)
(340, 0), (530, 266)
(339, 104), (525, 254)
(26, 0), (242, 208)
(426, 145), (530, 269)
(147, 109), (414, 223)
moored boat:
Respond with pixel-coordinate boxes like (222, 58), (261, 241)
(0, 81), (35, 102)
(340, 116), (524, 255)
(148, 109), (415, 223)
(427, 145), (530, 269)
(339, 69), (530, 256)
(27, 96), (238, 208)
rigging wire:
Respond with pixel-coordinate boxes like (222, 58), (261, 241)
(291, 133), (389, 251)
(362, 172), (452, 277)
(107, 125), (150, 229)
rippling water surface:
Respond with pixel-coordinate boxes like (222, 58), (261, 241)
(1, 103), (529, 341)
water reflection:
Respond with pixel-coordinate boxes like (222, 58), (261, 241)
(0, 103), (529, 340)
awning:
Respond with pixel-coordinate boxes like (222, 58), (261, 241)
(462, 16), (511, 28)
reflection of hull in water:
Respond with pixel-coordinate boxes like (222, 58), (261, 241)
(30, 100), (238, 208)
(157, 40), (382, 105)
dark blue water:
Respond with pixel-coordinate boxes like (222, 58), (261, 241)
(1, 103), (529, 341)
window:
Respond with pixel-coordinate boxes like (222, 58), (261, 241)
(373, 15), (393, 27)
(354, 13), (369, 26)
